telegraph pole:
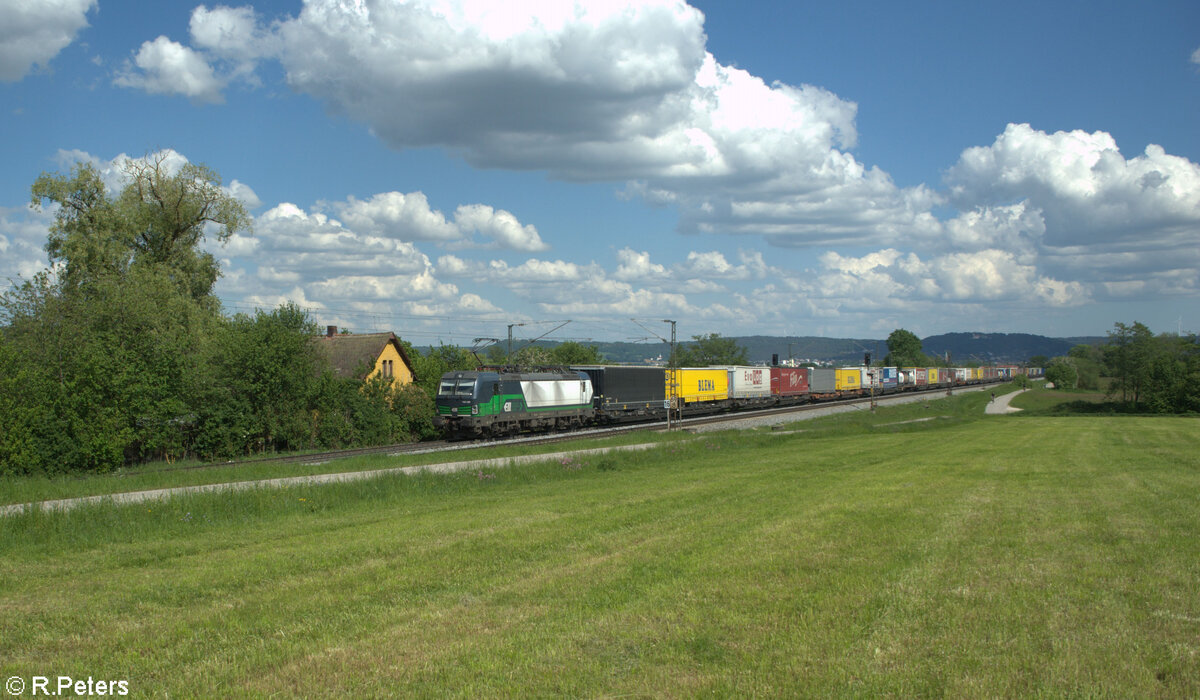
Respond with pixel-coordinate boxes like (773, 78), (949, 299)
(507, 323), (523, 364)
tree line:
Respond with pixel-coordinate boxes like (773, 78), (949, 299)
(1042, 322), (1200, 413)
(0, 158), (448, 475)
(885, 325), (1199, 413)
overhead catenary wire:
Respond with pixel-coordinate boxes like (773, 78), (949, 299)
(220, 299), (673, 347)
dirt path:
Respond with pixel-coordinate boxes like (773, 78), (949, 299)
(985, 389), (1027, 415)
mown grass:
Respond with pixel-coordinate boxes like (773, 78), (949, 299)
(0, 429), (688, 507)
(1007, 382), (1189, 417)
(2, 404), (1197, 697)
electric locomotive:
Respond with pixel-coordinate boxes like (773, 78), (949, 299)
(434, 369), (594, 438)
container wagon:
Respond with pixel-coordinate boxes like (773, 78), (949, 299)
(771, 367), (810, 402)
(574, 365), (666, 422)
(727, 366), (773, 406)
(669, 368), (730, 405)
(836, 368), (862, 392)
(810, 368), (837, 395)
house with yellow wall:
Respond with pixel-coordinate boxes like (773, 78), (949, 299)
(314, 326), (415, 389)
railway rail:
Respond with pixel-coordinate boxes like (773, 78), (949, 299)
(120, 381), (992, 478)
(3, 383), (996, 517)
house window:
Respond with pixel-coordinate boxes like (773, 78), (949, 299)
(382, 360), (393, 378)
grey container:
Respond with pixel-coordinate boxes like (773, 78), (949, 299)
(810, 368), (837, 392)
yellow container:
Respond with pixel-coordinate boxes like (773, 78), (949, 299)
(835, 368), (862, 392)
(667, 368), (729, 403)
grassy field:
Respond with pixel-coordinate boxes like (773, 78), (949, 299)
(2, 395), (1198, 696)
(1009, 383), (1112, 413)
(0, 430), (685, 508)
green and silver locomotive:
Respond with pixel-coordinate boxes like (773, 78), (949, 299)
(434, 369), (594, 438)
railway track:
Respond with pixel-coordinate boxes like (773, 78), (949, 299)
(119, 381), (992, 478)
(3, 383), (996, 517)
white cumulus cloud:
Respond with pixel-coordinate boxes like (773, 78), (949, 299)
(189, 4), (279, 82)
(812, 247), (1089, 307)
(453, 204), (548, 251)
(322, 192), (547, 250)
(946, 123), (1200, 250)
(0, 0), (95, 81)
(114, 36), (225, 104)
(246, 0), (930, 245)
(332, 192), (460, 242)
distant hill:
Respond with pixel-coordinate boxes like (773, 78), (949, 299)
(919, 333), (1100, 364)
(586, 336), (884, 366)
(416, 332), (1105, 366)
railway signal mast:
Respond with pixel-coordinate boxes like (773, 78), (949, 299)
(865, 351), (876, 412)
(632, 318), (679, 430)
(666, 319), (678, 430)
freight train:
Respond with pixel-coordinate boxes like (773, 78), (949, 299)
(434, 363), (1034, 439)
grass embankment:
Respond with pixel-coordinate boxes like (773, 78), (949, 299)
(0, 430), (681, 508)
(2, 392), (1198, 696)
(1009, 383), (1112, 413)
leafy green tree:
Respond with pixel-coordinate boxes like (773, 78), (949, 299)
(1067, 344), (1102, 363)
(511, 345), (552, 368)
(883, 328), (926, 367)
(196, 303), (322, 456)
(32, 153), (250, 305)
(549, 341), (604, 365)
(0, 155), (250, 473)
(1139, 334), (1200, 414)
(676, 334), (748, 366)
(3, 155), (447, 473)
(1044, 358), (1078, 390)
(1104, 321), (1155, 407)
(1066, 344), (1104, 390)
(1, 261), (224, 471)
(387, 383), (438, 441)
(411, 343), (476, 400)
(483, 343), (507, 365)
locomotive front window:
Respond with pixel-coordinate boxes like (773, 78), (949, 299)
(455, 380), (476, 397)
(438, 379), (477, 397)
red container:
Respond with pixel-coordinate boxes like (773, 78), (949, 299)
(770, 367), (810, 396)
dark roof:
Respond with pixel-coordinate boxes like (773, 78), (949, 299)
(313, 332), (416, 381)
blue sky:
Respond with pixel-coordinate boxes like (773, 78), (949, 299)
(2, 0), (1198, 348)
